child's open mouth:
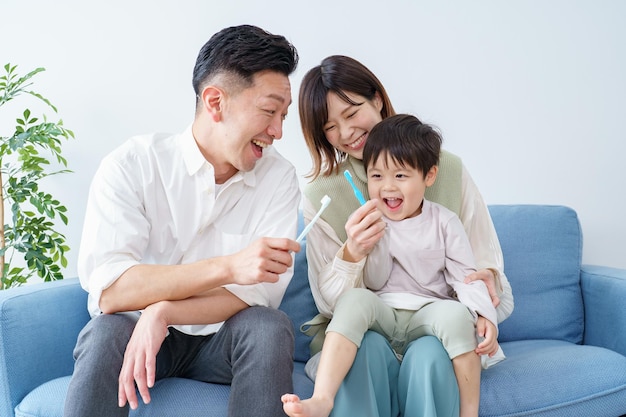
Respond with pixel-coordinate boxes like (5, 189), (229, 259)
(384, 197), (402, 210)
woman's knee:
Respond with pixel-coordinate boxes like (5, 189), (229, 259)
(350, 331), (400, 380)
(404, 336), (450, 366)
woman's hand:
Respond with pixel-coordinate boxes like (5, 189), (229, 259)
(343, 199), (386, 262)
(465, 268), (500, 308)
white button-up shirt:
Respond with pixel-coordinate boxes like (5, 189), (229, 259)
(78, 125), (301, 335)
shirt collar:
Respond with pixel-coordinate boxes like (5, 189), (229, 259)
(180, 125), (206, 176)
(179, 124), (257, 187)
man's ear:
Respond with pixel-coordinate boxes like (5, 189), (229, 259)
(425, 165), (438, 187)
(200, 85), (224, 122)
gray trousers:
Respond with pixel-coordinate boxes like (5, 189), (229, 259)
(63, 306), (294, 417)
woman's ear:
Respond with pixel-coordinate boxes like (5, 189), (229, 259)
(373, 91), (384, 112)
(425, 165), (438, 187)
(200, 85), (224, 122)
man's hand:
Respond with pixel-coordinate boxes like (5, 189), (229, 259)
(118, 303), (169, 410)
(465, 268), (500, 308)
(475, 316), (499, 357)
(225, 237), (299, 286)
(344, 199), (386, 262)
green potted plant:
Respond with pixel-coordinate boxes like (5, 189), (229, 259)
(0, 63), (74, 290)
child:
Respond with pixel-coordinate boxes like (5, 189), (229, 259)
(282, 114), (504, 417)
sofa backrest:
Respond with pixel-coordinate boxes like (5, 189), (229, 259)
(279, 214), (318, 363)
(489, 205), (584, 344)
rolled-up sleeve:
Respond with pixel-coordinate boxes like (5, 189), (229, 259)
(77, 151), (147, 316)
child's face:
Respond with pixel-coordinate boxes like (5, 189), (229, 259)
(367, 154), (437, 221)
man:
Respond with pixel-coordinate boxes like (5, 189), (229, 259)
(64, 24), (301, 417)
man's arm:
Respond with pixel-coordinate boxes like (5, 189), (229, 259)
(118, 287), (248, 410)
(100, 237), (299, 314)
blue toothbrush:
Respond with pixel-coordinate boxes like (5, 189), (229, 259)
(343, 170), (366, 205)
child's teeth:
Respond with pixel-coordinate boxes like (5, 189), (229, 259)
(253, 140), (268, 148)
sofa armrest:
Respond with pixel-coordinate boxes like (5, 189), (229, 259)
(581, 265), (626, 356)
(0, 278), (89, 417)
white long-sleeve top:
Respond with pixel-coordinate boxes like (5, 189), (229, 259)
(78, 125), (301, 336)
(364, 200), (498, 328)
(305, 164), (513, 323)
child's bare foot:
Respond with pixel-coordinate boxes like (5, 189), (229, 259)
(281, 393), (333, 417)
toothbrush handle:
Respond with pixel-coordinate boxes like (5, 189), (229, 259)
(296, 222), (314, 243)
(344, 170), (367, 206)
(352, 188), (366, 206)
(296, 205), (328, 243)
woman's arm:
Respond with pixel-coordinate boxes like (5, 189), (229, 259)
(303, 196), (366, 317)
(459, 165), (514, 323)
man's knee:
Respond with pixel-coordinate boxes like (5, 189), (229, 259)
(228, 306), (294, 355)
(74, 313), (137, 360)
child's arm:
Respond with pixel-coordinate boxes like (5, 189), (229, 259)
(362, 231), (391, 290)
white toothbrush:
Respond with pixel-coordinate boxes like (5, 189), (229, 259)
(296, 195), (331, 243)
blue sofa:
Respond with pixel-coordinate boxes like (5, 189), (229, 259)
(1, 205), (626, 416)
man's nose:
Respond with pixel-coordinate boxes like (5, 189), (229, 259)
(267, 115), (283, 140)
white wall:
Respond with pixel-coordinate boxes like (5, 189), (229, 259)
(3, 0), (625, 279)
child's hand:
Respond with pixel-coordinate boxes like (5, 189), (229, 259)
(475, 316), (500, 357)
(343, 199), (386, 262)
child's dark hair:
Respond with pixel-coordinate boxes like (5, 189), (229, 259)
(192, 24), (298, 98)
(363, 114), (442, 178)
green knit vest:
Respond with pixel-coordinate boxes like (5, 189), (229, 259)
(304, 150), (463, 242)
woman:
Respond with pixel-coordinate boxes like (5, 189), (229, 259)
(296, 55), (514, 417)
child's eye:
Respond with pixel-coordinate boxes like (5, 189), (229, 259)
(346, 110), (358, 119)
(324, 125), (336, 132)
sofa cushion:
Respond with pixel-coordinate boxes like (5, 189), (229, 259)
(480, 339), (626, 416)
(489, 205), (583, 343)
(16, 363), (314, 417)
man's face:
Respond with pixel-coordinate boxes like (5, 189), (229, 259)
(215, 70), (292, 180)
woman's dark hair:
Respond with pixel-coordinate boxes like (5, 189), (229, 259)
(299, 55), (395, 179)
(363, 114), (441, 179)
(192, 24), (298, 103)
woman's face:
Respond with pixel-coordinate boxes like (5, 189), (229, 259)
(323, 91), (383, 160)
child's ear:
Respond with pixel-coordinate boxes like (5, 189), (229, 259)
(425, 165), (438, 187)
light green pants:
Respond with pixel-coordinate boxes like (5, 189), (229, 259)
(327, 287), (477, 359)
